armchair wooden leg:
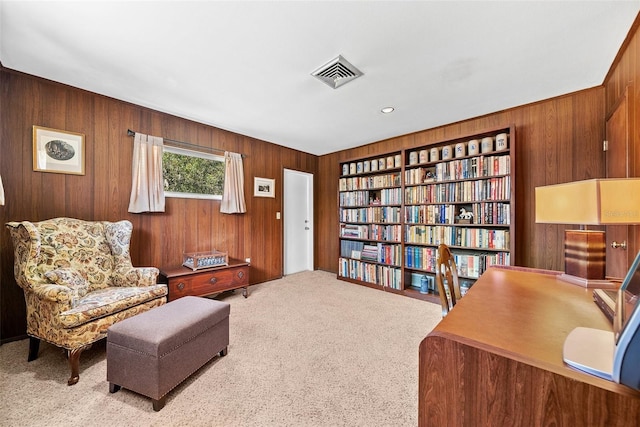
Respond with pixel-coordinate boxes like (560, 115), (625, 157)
(27, 337), (40, 362)
(67, 347), (85, 386)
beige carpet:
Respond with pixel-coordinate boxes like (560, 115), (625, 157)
(0, 270), (442, 427)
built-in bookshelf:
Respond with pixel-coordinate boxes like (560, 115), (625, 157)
(338, 125), (515, 303)
(403, 125), (515, 301)
(338, 151), (404, 291)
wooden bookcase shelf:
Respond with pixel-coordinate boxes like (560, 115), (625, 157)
(337, 126), (515, 303)
(338, 151), (404, 291)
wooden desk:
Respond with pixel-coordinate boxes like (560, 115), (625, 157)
(419, 266), (640, 426)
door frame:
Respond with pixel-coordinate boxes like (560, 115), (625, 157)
(283, 168), (314, 275)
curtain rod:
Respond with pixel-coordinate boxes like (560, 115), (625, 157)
(127, 129), (245, 157)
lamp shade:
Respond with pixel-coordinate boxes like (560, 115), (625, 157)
(535, 178), (640, 225)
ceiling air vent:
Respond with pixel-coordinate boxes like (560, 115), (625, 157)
(311, 55), (363, 89)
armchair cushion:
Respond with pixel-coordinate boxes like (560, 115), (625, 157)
(45, 268), (90, 307)
(58, 284), (168, 328)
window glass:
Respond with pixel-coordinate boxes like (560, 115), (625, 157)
(163, 146), (224, 200)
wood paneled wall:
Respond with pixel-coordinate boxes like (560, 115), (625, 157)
(0, 68), (317, 341)
(316, 88), (606, 273)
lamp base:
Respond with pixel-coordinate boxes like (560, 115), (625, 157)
(557, 273), (618, 289)
(564, 230), (607, 285)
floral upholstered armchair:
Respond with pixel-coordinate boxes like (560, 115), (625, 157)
(6, 217), (168, 385)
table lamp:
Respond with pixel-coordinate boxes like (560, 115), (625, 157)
(535, 178), (640, 288)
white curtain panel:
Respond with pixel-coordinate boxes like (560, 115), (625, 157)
(128, 133), (165, 213)
(220, 151), (246, 214)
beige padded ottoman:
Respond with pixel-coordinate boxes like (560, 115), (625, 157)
(107, 296), (230, 411)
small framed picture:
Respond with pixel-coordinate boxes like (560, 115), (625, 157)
(254, 177), (275, 198)
(33, 125), (85, 175)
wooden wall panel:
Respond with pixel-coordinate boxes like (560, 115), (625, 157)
(0, 68), (317, 341)
(316, 88), (607, 274)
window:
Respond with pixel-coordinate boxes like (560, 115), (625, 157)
(163, 146), (225, 200)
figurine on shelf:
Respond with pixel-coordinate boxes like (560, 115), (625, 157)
(459, 208), (473, 220)
(457, 207), (474, 224)
(424, 170), (435, 183)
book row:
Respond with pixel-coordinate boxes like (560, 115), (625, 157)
(340, 240), (511, 277)
(404, 166), (436, 185)
(404, 176), (511, 204)
(339, 206), (402, 223)
(405, 225), (510, 250)
(341, 154), (509, 189)
(340, 224), (402, 241)
(338, 173), (401, 191)
(404, 202), (511, 225)
(338, 258), (402, 290)
(339, 188), (402, 207)
(340, 224), (369, 239)
(453, 252), (511, 278)
(369, 224), (401, 241)
(339, 240), (402, 266)
(404, 246), (510, 278)
(432, 155), (510, 182)
(404, 246), (437, 272)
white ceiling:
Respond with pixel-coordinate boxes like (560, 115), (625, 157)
(1, 1), (639, 156)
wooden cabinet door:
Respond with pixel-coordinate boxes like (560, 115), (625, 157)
(605, 88), (631, 279)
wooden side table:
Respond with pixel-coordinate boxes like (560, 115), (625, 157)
(159, 258), (250, 301)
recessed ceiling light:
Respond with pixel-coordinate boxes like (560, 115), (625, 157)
(381, 107), (395, 114)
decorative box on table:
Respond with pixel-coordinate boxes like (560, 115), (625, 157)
(182, 250), (229, 271)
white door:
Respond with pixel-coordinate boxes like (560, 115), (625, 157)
(284, 169), (314, 275)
